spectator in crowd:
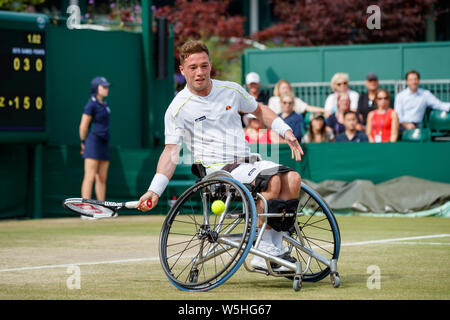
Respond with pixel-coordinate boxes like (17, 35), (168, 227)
(394, 70), (450, 133)
(244, 114), (284, 144)
(324, 72), (359, 118)
(357, 73), (379, 127)
(326, 92), (351, 136)
(79, 77), (112, 219)
(366, 89), (399, 143)
(335, 110), (369, 142)
(245, 72), (270, 105)
(301, 113), (335, 143)
(278, 93), (305, 141)
(268, 79), (325, 115)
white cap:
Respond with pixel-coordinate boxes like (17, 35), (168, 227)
(246, 72), (260, 85)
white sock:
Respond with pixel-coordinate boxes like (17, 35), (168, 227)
(267, 228), (285, 252)
(260, 228), (272, 245)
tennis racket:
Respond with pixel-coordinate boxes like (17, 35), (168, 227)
(63, 198), (152, 219)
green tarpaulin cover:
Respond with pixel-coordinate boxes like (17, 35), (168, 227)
(304, 176), (450, 217)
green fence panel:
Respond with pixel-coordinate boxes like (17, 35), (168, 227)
(304, 142), (450, 184)
(243, 41), (450, 84)
(0, 145), (30, 219)
(45, 24), (144, 148)
(38, 142), (450, 218)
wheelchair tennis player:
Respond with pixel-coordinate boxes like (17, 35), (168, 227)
(137, 40), (304, 272)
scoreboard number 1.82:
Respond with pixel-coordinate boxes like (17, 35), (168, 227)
(0, 28), (45, 131)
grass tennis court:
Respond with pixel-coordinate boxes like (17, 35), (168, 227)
(0, 215), (449, 300)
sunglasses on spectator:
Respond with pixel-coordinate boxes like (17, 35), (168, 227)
(282, 100), (294, 105)
(337, 82), (348, 86)
(376, 96), (389, 100)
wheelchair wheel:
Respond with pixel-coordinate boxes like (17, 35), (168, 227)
(159, 177), (257, 291)
(286, 182), (341, 282)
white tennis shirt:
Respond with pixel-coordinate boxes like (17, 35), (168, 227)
(164, 79), (258, 166)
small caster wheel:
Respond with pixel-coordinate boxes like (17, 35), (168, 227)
(330, 272), (340, 288)
(293, 275), (302, 292)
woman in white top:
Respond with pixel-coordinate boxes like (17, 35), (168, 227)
(268, 79), (325, 115)
(324, 72), (359, 118)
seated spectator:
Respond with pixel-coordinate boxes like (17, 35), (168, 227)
(357, 73), (379, 127)
(301, 113), (335, 143)
(268, 79), (325, 115)
(245, 72), (270, 105)
(366, 89), (399, 143)
(244, 114), (284, 144)
(278, 93), (305, 141)
(324, 72), (359, 118)
(326, 92), (350, 136)
(335, 111), (369, 142)
(394, 70), (450, 134)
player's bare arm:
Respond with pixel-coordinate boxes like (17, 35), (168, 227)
(137, 144), (181, 212)
(251, 103), (304, 161)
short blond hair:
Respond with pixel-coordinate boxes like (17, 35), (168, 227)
(179, 40), (210, 65)
(330, 72), (349, 91)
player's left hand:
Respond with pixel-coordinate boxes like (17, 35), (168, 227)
(284, 130), (304, 161)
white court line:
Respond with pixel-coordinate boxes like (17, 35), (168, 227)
(387, 242), (450, 246)
(0, 234), (449, 273)
(340, 234), (450, 247)
(0, 257), (159, 273)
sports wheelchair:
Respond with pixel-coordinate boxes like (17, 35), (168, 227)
(159, 165), (341, 292)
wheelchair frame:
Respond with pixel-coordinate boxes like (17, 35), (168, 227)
(159, 170), (341, 292)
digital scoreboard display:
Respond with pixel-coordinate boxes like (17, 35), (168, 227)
(0, 28), (45, 131)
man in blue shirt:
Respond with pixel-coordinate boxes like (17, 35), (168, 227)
(278, 93), (304, 141)
(335, 111), (368, 142)
(394, 70), (450, 132)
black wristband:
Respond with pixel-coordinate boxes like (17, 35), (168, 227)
(81, 140), (85, 144)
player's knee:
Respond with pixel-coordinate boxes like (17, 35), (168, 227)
(288, 171), (301, 192)
(266, 174), (281, 197)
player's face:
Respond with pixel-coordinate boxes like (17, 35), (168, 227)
(180, 52), (212, 96)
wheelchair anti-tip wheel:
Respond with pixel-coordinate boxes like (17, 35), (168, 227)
(159, 177), (257, 292)
(285, 182), (341, 283)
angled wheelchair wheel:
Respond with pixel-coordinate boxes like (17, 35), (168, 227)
(286, 182), (341, 283)
(159, 177), (257, 291)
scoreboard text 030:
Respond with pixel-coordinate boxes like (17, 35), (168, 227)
(0, 28), (45, 131)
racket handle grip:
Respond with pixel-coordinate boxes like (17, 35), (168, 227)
(125, 200), (152, 209)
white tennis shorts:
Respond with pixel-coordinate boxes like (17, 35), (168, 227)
(206, 159), (281, 184)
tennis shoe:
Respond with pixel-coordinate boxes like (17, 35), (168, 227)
(250, 241), (292, 272)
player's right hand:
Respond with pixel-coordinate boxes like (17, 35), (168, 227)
(137, 190), (159, 212)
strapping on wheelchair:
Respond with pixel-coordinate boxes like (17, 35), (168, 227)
(191, 162), (298, 232)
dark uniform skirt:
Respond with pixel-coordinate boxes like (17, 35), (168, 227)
(83, 133), (109, 161)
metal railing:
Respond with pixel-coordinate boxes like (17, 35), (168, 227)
(261, 79), (450, 107)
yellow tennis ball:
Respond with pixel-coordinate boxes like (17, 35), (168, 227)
(211, 200), (225, 215)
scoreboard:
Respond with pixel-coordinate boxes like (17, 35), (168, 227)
(0, 28), (45, 132)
